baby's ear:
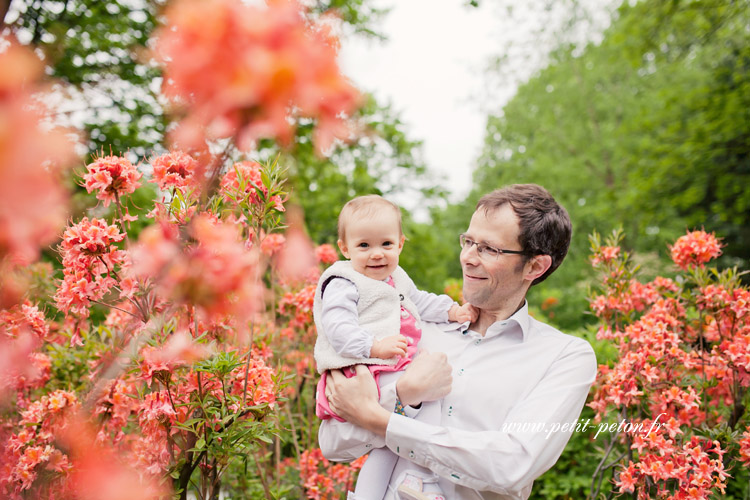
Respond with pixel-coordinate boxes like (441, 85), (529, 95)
(398, 234), (406, 252)
(337, 239), (350, 259)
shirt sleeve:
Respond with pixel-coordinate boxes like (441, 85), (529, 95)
(319, 278), (373, 358)
(318, 376), (400, 460)
(383, 338), (597, 495)
(406, 279), (455, 323)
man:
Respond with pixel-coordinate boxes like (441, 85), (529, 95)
(319, 184), (597, 499)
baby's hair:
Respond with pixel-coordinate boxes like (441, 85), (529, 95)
(337, 195), (403, 242)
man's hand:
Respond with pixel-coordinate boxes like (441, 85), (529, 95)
(449, 303), (479, 323)
(371, 334), (409, 359)
(396, 350), (452, 407)
(326, 365), (391, 436)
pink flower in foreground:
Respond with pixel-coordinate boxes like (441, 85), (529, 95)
(83, 154), (142, 207)
(314, 243), (338, 264)
(153, 0), (361, 153)
(0, 40), (75, 266)
(277, 227), (316, 284)
(131, 214), (261, 328)
(149, 150), (200, 190)
(261, 233), (286, 257)
(60, 415), (170, 500)
(670, 230), (722, 270)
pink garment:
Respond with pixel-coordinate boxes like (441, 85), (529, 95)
(316, 277), (422, 421)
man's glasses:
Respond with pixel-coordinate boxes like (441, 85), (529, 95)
(459, 234), (527, 261)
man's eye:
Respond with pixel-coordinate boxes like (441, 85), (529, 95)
(480, 245), (500, 257)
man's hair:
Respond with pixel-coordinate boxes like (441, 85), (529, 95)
(338, 195), (403, 242)
(476, 184), (571, 286)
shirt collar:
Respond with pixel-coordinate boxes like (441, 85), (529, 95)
(460, 301), (531, 342)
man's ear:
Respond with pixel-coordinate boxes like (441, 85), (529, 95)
(524, 254), (552, 283)
(337, 239), (350, 259)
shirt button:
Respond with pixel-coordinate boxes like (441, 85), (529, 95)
(401, 310), (410, 319)
(365, 443), (372, 448)
(474, 339), (482, 345)
(458, 368), (465, 376)
(409, 451), (416, 459)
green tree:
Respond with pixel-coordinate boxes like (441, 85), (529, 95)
(469, 0), (750, 331)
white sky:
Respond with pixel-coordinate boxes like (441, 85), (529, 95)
(340, 0), (500, 203)
(340, 0), (616, 208)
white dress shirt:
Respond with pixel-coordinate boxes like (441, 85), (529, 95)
(318, 302), (597, 499)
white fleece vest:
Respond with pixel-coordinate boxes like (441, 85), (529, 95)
(313, 261), (420, 373)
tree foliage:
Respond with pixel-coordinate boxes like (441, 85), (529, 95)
(464, 0), (750, 330)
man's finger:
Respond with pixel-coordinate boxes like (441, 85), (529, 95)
(353, 364), (371, 377)
(328, 369), (346, 385)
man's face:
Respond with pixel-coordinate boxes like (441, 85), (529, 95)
(460, 205), (530, 312)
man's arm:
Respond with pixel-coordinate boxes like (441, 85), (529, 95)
(322, 336), (596, 496)
(318, 352), (453, 461)
(384, 338), (596, 495)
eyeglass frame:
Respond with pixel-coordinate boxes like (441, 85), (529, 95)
(459, 233), (529, 260)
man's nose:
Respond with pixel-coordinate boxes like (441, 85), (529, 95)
(460, 244), (480, 265)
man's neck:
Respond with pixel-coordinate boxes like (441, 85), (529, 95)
(470, 297), (526, 336)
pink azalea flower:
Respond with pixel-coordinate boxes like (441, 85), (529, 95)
(83, 154), (142, 207)
(149, 150), (200, 190)
(153, 0), (361, 153)
(314, 243), (338, 264)
(670, 230), (722, 270)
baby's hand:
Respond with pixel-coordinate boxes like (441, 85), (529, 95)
(449, 303), (478, 323)
(371, 335), (409, 359)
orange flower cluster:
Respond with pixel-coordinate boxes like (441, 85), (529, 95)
(283, 448), (366, 500)
(54, 218), (126, 321)
(261, 232), (287, 257)
(148, 150), (200, 191)
(669, 230), (722, 270)
(154, 0), (361, 153)
(83, 154), (143, 207)
(588, 230), (749, 498)
(279, 284), (316, 329)
(0, 303), (51, 393)
(614, 437), (728, 498)
(314, 243), (339, 265)
(0, 390), (77, 497)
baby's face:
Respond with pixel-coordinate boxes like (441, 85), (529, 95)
(337, 211), (404, 281)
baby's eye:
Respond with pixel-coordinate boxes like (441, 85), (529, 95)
(357, 242), (369, 248)
(382, 241), (393, 247)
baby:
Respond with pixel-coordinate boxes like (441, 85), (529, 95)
(313, 195), (475, 500)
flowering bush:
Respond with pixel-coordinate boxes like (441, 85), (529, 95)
(153, 0), (361, 153)
(588, 229), (749, 499)
(0, 0), (365, 497)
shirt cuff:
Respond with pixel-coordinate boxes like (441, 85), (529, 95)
(385, 414), (431, 465)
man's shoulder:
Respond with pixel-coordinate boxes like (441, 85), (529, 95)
(529, 316), (595, 354)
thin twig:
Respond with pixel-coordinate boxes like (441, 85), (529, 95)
(590, 425), (622, 499)
(90, 299), (140, 319)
